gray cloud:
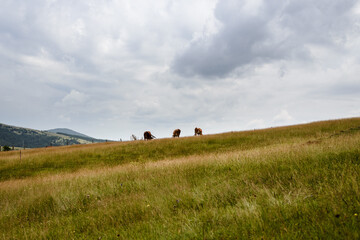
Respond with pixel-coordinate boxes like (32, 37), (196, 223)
(172, 0), (358, 78)
(0, 0), (359, 140)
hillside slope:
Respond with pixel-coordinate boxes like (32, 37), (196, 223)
(47, 128), (107, 143)
(0, 118), (359, 239)
(0, 123), (98, 148)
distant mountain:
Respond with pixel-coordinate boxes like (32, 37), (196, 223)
(47, 128), (92, 139)
(46, 128), (107, 143)
(0, 123), (106, 149)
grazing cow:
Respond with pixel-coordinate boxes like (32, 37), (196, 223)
(194, 127), (202, 136)
(144, 131), (155, 140)
(173, 129), (181, 138)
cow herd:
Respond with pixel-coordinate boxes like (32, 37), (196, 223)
(143, 127), (202, 140)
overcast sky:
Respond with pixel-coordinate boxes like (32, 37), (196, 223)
(1, 0), (360, 140)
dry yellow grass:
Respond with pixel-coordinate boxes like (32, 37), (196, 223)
(1, 118), (360, 239)
(1, 130), (358, 190)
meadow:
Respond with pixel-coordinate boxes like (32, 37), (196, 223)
(1, 118), (360, 239)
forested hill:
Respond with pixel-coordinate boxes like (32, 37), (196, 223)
(0, 123), (105, 148)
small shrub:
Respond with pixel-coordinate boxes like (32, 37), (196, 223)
(3, 145), (11, 151)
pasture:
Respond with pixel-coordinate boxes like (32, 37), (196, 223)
(1, 118), (360, 239)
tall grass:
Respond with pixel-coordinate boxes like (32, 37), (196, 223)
(1, 118), (359, 182)
(1, 118), (360, 239)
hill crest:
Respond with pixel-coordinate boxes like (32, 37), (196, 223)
(46, 128), (92, 139)
(0, 123), (104, 148)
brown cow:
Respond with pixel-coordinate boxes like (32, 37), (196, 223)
(194, 127), (202, 136)
(144, 131), (156, 140)
(173, 129), (181, 138)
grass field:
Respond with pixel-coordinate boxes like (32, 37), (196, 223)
(1, 118), (360, 239)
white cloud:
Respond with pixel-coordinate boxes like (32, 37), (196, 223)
(59, 114), (71, 123)
(273, 110), (293, 124)
(0, 0), (359, 140)
(61, 90), (87, 105)
(346, 109), (360, 118)
(246, 119), (266, 129)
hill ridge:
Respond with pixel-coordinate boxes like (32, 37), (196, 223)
(0, 123), (104, 148)
(46, 128), (92, 139)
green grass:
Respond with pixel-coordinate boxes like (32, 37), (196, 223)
(1, 118), (359, 182)
(1, 118), (360, 239)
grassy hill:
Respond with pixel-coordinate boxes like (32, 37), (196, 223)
(0, 118), (360, 239)
(0, 123), (105, 149)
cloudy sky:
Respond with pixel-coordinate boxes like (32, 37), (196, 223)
(1, 0), (360, 140)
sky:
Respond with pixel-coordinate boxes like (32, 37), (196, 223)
(1, 0), (360, 140)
